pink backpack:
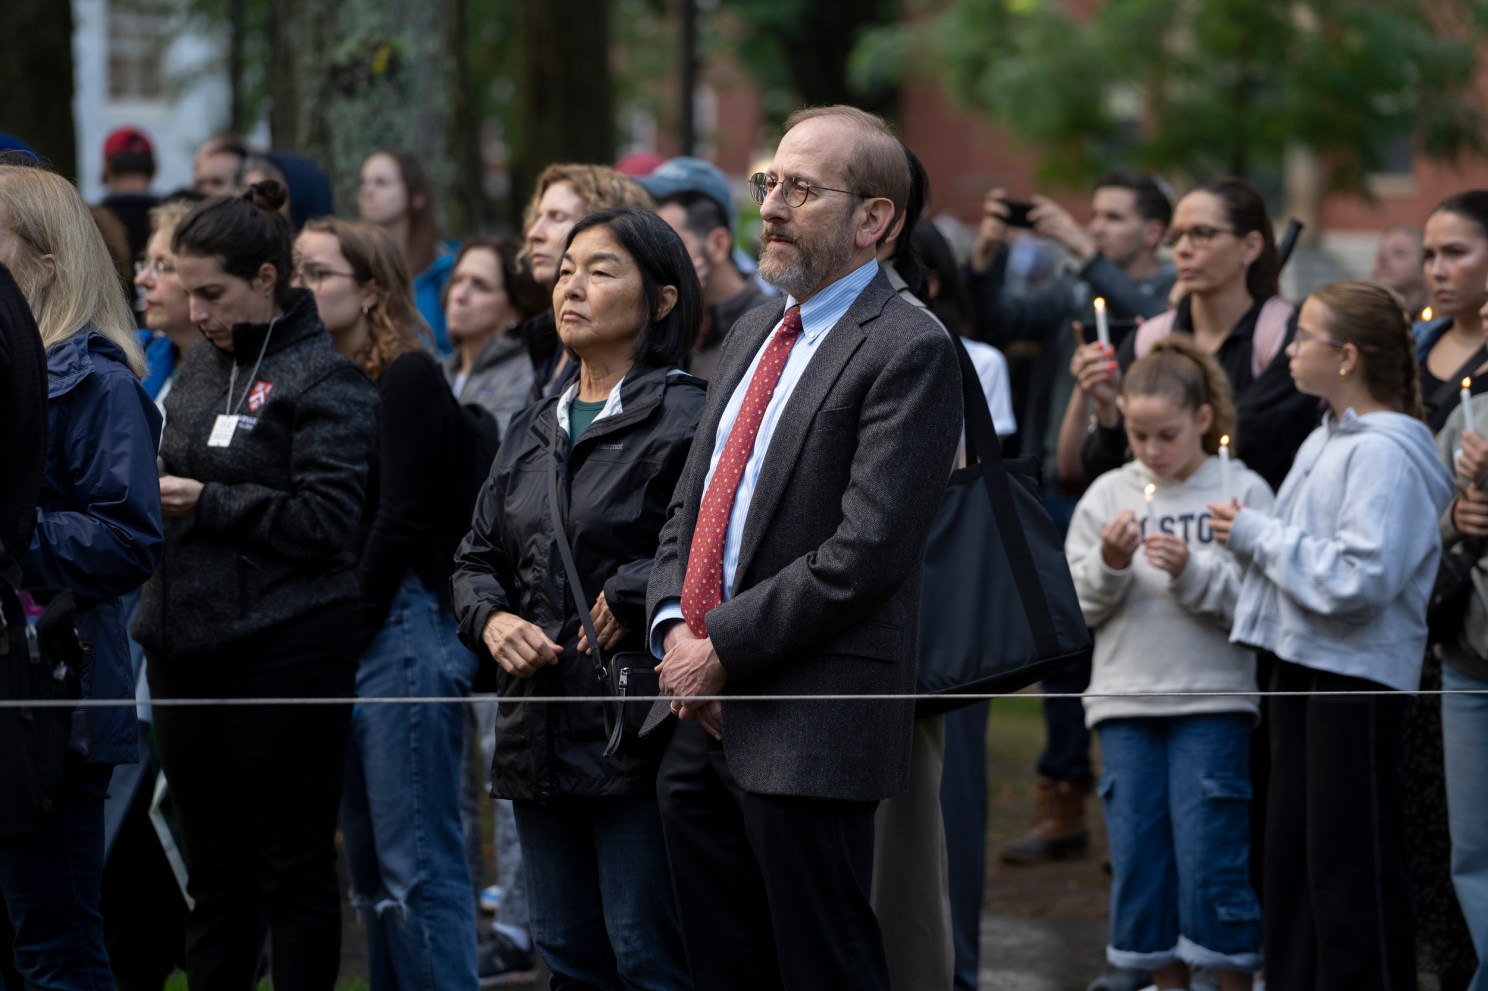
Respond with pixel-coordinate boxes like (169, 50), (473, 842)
(1132, 296), (1294, 381)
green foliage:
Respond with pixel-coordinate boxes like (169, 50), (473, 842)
(917, 0), (1488, 193)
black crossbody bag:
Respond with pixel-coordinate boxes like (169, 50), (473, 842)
(546, 421), (662, 759)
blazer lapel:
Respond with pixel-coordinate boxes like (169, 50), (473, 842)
(685, 301), (783, 506)
(730, 275), (892, 593)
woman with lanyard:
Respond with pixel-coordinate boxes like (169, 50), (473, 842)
(1419, 191), (1488, 431)
(451, 207), (703, 989)
(1061, 177), (1317, 492)
(133, 181), (380, 990)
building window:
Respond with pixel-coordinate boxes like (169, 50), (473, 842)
(109, 3), (171, 101)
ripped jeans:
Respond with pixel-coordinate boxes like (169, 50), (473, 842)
(341, 574), (480, 991)
(1096, 713), (1263, 975)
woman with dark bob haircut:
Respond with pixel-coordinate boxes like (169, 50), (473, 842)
(451, 206), (703, 989)
(134, 181), (380, 990)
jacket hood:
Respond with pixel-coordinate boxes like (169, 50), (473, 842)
(529, 361), (703, 445)
(45, 329), (130, 399)
(1329, 408), (1454, 509)
(264, 151), (334, 232)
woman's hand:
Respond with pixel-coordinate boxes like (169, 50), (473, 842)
(970, 188), (1011, 273)
(1452, 484), (1488, 538)
(577, 591), (628, 655)
(1100, 509), (1142, 570)
(481, 611), (562, 678)
(1144, 532), (1190, 577)
(1458, 430), (1488, 487)
(1070, 333), (1120, 424)
(158, 475), (204, 518)
(1207, 501), (1239, 548)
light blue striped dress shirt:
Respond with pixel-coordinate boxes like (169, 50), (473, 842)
(650, 258), (880, 656)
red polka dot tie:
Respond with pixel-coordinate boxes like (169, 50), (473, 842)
(680, 305), (804, 637)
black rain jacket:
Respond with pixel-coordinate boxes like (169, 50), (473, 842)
(452, 362), (705, 802)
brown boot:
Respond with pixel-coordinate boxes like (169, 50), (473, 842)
(999, 775), (1091, 865)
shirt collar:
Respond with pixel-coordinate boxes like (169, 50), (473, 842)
(556, 374), (626, 436)
(783, 258), (879, 345)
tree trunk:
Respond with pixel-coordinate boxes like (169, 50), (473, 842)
(509, 0), (613, 227)
(268, 0), (463, 231)
(0, 0), (77, 180)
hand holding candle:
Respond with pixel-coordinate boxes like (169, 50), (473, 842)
(1094, 296), (1111, 351)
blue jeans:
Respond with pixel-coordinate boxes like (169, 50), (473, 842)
(1443, 663), (1488, 991)
(513, 795), (690, 991)
(341, 575), (480, 991)
(0, 757), (114, 990)
(1097, 714), (1262, 973)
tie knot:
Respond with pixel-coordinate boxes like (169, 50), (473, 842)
(781, 305), (803, 339)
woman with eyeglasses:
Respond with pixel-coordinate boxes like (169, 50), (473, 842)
(133, 182), (380, 990)
(291, 217), (485, 989)
(1060, 178), (1317, 492)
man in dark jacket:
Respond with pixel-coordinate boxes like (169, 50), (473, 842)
(647, 105), (962, 991)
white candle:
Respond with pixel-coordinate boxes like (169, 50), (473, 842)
(1218, 434), (1232, 502)
(1094, 296), (1111, 350)
(1144, 482), (1156, 536)
(1462, 377), (1475, 433)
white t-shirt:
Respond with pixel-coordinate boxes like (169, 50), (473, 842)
(961, 337), (1017, 438)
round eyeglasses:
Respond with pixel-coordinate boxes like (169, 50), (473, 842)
(748, 173), (870, 208)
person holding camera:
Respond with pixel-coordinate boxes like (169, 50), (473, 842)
(964, 177), (1175, 940)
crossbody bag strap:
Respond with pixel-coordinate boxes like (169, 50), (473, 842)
(950, 332), (1061, 658)
(546, 419), (610, 691)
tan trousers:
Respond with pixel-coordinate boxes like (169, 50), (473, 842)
(871, 714), (954, 991)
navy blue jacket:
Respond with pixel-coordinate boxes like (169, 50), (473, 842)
(21, 331), (163, 765)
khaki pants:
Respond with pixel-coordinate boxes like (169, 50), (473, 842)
(871, 714), (954, 991)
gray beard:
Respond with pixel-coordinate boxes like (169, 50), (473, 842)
(758, 228), (855, 300)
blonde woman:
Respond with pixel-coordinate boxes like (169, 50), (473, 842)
(0, 163), (163, 987)
(293, 217), (482, 988)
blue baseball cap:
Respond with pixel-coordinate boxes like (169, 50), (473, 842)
(638, 156), (736, 233)
(0, 133), (41, 165)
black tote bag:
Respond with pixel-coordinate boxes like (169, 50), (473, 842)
(915, 334), (1092, 717)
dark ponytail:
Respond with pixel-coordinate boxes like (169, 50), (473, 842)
(172, 180), (295, 311)
(1195, 177), (1280, 301)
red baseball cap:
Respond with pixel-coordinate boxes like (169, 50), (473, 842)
(103, 127), (154, 160)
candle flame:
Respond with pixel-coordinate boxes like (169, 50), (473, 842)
(1144, 483), (1156, 497)
(1465, 377), (1473, 390)
(1220, 434), (1230, 447)
(1423, 307), (1434, 322)
(1093, 297), (1106, 311)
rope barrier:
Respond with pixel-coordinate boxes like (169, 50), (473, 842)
(4, 688), (1488, 709)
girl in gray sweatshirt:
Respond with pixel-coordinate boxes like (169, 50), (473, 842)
(1068, 337), (1271, 989)
(1210, 281), (1455, 991)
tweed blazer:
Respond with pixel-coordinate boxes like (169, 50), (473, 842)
(647, 268), (962, 802)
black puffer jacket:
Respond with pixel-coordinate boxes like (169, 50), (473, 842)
(134, 290), (380, 660)
(452, 362), (705, 802)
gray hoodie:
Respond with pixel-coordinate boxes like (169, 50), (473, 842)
(1229, 409), (1455, 692)
(443, 334), (534, 436)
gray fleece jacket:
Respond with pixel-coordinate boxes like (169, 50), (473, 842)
(1433, 402), (1488, 682)
(1229, 409), (1455, 692)
(443, 333), (534, 436)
